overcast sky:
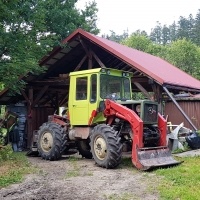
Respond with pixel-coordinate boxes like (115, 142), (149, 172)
(76, 0), (200, 35)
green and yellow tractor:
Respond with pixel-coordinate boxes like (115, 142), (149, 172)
(32, 68), (180, 170)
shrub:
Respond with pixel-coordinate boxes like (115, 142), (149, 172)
(0, 144), (13, 162)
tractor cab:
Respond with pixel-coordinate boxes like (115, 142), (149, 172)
(68, 68), (133, 126)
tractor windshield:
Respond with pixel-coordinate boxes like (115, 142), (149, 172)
(100, 74), (131, 100)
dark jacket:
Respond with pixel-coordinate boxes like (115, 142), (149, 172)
(10, 126), (20, 143)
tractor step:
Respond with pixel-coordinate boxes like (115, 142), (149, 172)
(26, 146), (39, 157)
(137, 147), (182, 170)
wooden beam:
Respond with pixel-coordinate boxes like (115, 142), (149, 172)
(20, 90), (29, 103)
(88, 49), (93, 69)
(47, 93), (57, 108)
(32, 85), (49, 108)
(29, 80), (69, 86)
(91, 51), (106, 68)
(27, 88), (33, 148)
(79, 36), (89, 56)
(133, 82), (153, 100)
(74, 55), (87, 71)
(132, 77), (149, 83)
(59, 93), (69, 106)
(79, 37), (94, 69)
(55, 92), (59, 114)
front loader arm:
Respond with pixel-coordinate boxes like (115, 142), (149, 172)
(103, 99), (180, 170)
(104, 99), (144, 148)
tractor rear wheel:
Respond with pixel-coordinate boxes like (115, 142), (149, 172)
(90, 124), (122, 168)
(77, 139), (92, 159)
(37, 122), (67, 160)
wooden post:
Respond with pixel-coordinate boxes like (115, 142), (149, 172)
(27, 88), (33, 148)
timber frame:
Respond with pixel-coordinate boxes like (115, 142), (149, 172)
(0, 28), (200, 147)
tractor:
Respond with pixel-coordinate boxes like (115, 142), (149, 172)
(31, 68), (180, 170)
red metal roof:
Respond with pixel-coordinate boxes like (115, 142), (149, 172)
(42, 28), (200, 91)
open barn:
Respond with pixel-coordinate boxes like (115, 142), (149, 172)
(0, 28), (200, 149)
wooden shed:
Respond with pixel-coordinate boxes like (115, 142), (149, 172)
(0, 28), (200, 148)
(165, 94), (200, 130)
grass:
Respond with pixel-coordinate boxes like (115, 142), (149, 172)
(119, 157), (134, 168)
(0, 148), (36, 188)
(65, 156), (93, 178)
(65, 156), (81, 178)
(155, 156), (200, 200)
(121, 155), (200, 200)
(105, 192), (137, 200)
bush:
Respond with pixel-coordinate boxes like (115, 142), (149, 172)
(0, 144), (13, 162)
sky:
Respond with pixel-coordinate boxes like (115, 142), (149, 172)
(76, 0), (200, 35)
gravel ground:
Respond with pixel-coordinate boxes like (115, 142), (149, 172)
(0, 153), (160, 200)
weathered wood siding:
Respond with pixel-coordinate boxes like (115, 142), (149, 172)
(165, 100), (200, 130)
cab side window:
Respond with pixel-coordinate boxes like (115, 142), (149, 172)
(90, 74), (97, 103)
(76, 77), (87, 100)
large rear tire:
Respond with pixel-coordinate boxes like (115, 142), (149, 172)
(37, 122), (67, 160)
(90, 124), (122, 168)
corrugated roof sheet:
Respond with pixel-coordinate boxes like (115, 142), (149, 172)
(41, 28), (200, 91)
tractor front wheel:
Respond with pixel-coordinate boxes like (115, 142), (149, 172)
(37, 122), (67, 160)
(90, 124), (122, 168)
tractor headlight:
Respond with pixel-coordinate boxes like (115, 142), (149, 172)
(101, 68), (106, 73)
(107, 69), (110, 75)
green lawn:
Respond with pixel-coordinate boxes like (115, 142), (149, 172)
(0, 146), (35, 188)
(155, 156), (200, 200)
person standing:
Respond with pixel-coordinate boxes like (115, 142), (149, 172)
(10, 124), (20, 152)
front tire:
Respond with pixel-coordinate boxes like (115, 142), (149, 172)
(37, 122), (67, 160)
(90, 124), (122, 168)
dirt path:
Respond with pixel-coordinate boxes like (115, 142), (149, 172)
(0, 154), (160, 200)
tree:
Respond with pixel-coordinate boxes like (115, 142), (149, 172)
(165, 39), (200, 79)
(162, 25), (170, 45)
(0, 0), (99, 92)
(176, 15), (195, 41)
(169, 21), (177, 42)
(193, 9), (200, 46)
(121, 32), (152, 52)
(150, 22), (162, 44)
(121, 32), (168, 60)
(102, 29), (129, 43)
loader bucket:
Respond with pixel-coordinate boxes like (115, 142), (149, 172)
(136, 147), (181, 170)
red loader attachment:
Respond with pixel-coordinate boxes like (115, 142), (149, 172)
(136, 147), (180, 170)
(104, 100), (181, 170)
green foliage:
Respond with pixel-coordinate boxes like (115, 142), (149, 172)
(165, 39), (200, 79)
(121, 33), (152, 52)
(149, 9), (200, 46)
(65, 156), (93, 177)
(0, 0), (99, 93)
(105, 192), (135, 200)
(193, 10), (200, 46)
(196, 130), (200, 137)
(0, 144), (13, 161)
(150, 21), (163, 44)
(0, 152), (35, 188)
(102, 30), (129, 43)
(155, 156), (200, 200)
